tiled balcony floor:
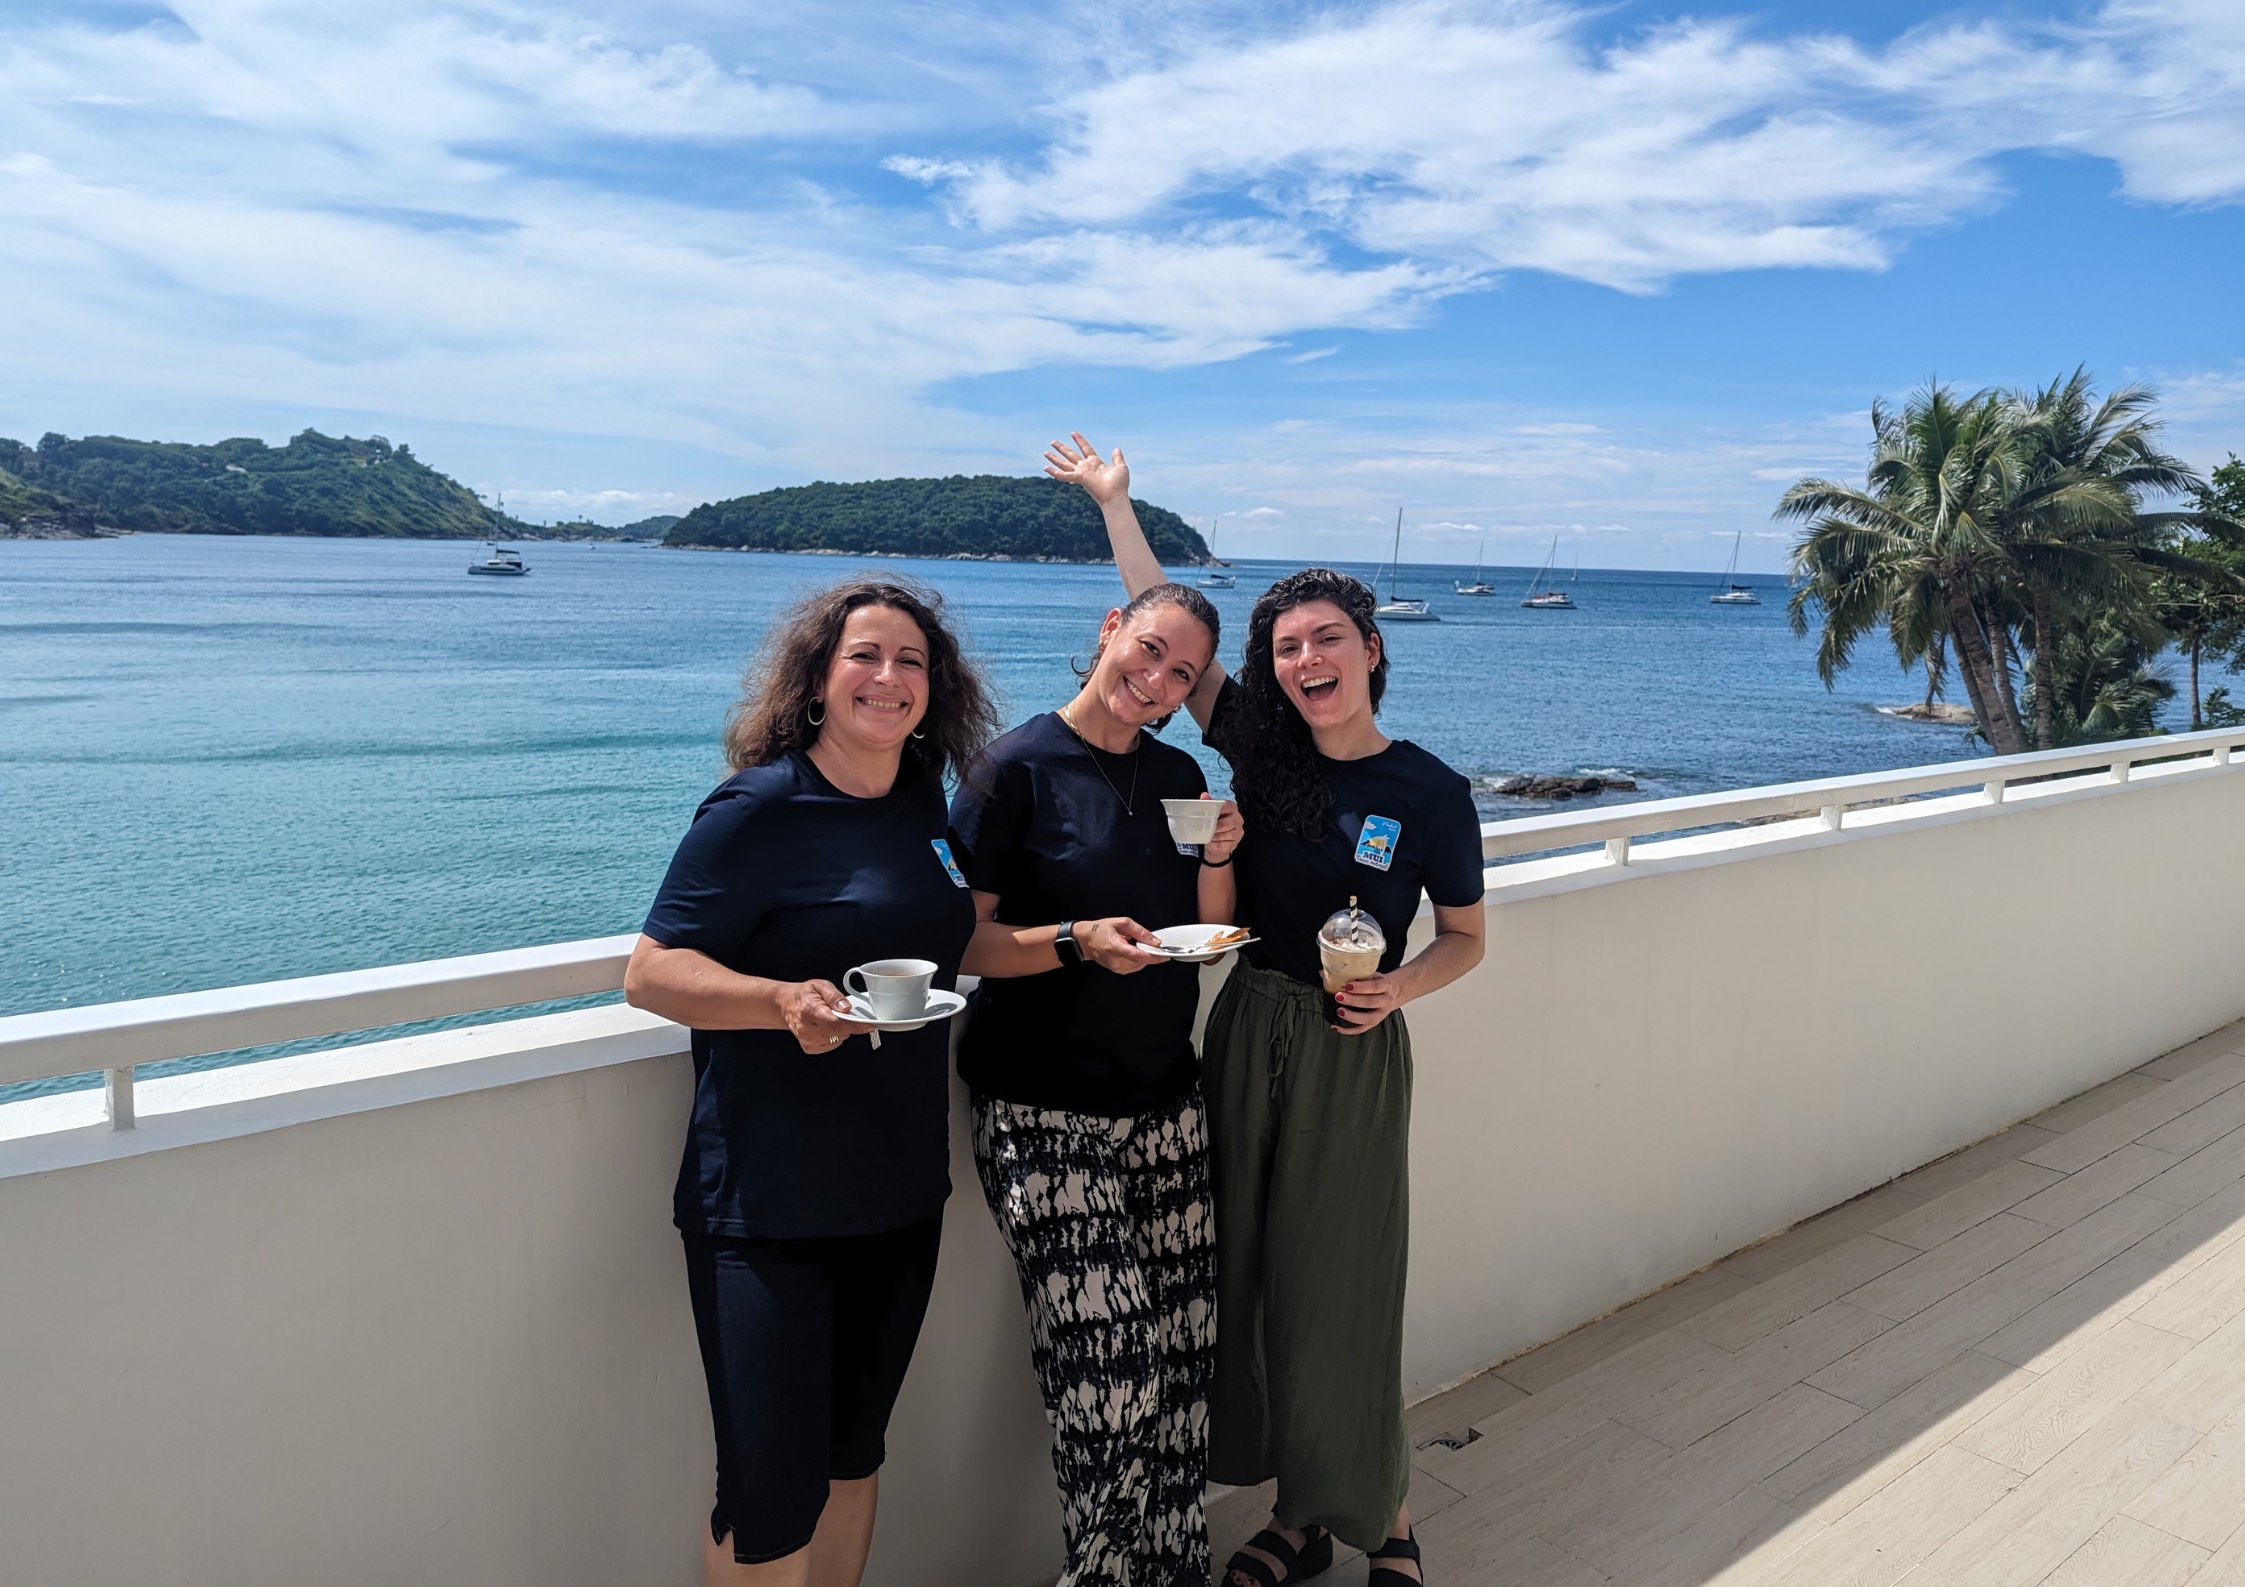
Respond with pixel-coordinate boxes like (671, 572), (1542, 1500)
(1207, 1020), (2245, 1586)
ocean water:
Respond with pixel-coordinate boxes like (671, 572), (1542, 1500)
(2, 533), (1981, 1036)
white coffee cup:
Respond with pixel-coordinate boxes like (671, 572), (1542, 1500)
(845, 958), (938, 1020)
(1162, 797), (1222, 846)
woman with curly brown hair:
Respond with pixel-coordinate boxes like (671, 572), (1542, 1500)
(624, 577), (998, 1587)
(1048, 436), (1487, 1587)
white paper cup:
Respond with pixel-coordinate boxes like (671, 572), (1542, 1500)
(845, 958), (937, 1019)
(1162, 797), (1222, 845)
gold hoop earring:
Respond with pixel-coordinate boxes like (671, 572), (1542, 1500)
(806, 700), (825, 727)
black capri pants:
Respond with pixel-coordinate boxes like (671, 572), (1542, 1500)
(681, 1215), (944, 1564)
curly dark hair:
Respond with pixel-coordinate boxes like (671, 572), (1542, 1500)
(1227, 567), (1388, 838)
(721, 578), (998, 784)
(1069, 581), (1222, 734)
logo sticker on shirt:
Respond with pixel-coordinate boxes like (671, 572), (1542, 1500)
(931, 838), (969, 888)
(1354, 815), (1401, 872)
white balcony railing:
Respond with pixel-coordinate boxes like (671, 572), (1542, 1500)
(6, 726), (2245, 1132)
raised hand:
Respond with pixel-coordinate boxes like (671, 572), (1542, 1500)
(1044, 431), (1130, 506)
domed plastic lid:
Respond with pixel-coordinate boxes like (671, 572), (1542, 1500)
(1318, 895), (1386, 951)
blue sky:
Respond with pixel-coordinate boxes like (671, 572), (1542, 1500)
(4, 0), (2243, 569)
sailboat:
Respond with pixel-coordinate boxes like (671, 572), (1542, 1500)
(1710, 531), (1761, 605)
(1197, 515), (1236, 588)
(1455, 537), (1496, 596)
(1521, 536), (1576, 609)
(1374, 509), (1439, 621)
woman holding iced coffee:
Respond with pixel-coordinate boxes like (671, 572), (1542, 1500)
(948, 581), (1242, 1586)
(624, 578), (997, 1587)
(1049, 436), (1486, 1587)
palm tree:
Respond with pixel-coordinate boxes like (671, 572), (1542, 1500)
(1997, 371), (2210, 748)
(1780, 385), (2036, 754)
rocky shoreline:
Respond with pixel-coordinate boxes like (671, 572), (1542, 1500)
(1879, 702), (1975, 725)
(1484, 773), (1640, 801)
(1, 514), (128, 540)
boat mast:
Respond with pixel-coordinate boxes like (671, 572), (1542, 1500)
(1389, 508), (1403, 601)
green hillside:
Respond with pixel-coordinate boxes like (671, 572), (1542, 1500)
(0, 430), (528, 539)
(0, 464), (73, 525)
(666, 475), (1212, 564)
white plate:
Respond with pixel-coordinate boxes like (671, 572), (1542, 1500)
(836, 988), (968, 1033)
(1146, 925), (1259, 964)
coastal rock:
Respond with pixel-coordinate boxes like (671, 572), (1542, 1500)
(1882, 703), (1975, 725)
(1487, 773), (1638, 800)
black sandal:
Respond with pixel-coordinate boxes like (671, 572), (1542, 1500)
(1366, 1526), (1423, 1585)
(1223, 1525), (1333, 1587)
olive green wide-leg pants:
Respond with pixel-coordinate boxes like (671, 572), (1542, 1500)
(1203, 960), (1413, 1552)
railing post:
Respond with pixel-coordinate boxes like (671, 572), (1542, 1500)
(1605, 836), (1631, 867)
(1984, 780), (2006, 805)
(104, 1066), (135, 1131)
(2219, 745), (2234, 766)
(2111, 760), (2131, 785)
(1820, 804), (1844, 831)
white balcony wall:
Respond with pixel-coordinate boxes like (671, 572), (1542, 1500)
(4, 755), (2244, 1586)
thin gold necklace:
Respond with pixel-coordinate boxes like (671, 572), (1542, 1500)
(1057, 703), (1141, 816)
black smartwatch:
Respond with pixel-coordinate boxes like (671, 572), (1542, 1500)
(1054, 920), (1084, 967)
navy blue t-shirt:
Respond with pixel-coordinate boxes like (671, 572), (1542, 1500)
(946, 713), (1209, 1117)
(642, 751), (977, 1239)
(1208, 680), (1485, 987)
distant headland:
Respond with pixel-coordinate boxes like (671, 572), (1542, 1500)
(1, 432), (1209, 564)
(663, 475), (1212, 565)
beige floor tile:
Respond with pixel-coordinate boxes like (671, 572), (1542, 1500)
(1954, 1319), (2195, 1473)
(1980, 1252), (2184, 1372)
(1848, 1216), (2055, 1322)
(1722, 1184), (1936, 1283)
(2125, 1406), (2245, 1551)
(1896, 1124), (2068, 1202)
(2138, 1025), (2245, 1082)
(1406, 1462), (1467, 1527)
(2129, 1314), (2245, 1434)
(2027, 1057), (2245, 1176)
(1754, 1445), (2023, 1587)
(1495, 1265), (1757, 1395)
(2039, 1515), (2209, 1587)
(1414, 1502), (1610, 1587)
(1684, 1235), (1920, 1352)
(1407, 1366), (1527, 1450)
(1549, 1385), (1862, 1577)
(2012, 1145), (2183, 1229)
(1876, 1162), (2068, 1253)
(1437, 1417), (1672, 1538)
(2186, 1529), (2245, 1587)
(2142, 1088), (2245, 1162)
(1923, 1405), (2199, 1586)
(2028, 1073), (2174, 1135)
(1623, 1302), (1891, 1450)
(1891, 1572), (1961, 1585)
(1420, 1329), (1729, 1496)
(2132, 1232), (2245, 1341)
(1599, 1487), (1801, 1587)
(2134, 1179), (2245, 1267)
(1761, 1351), (2032, 1521)
(1809, 1274), (2050, 1410)
(2142, 1125), (2245, 1210)
(1995, 1193), (2187, 1296)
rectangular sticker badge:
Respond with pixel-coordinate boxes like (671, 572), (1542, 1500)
(931, 838), (969, 888)
(1354, 815), (1401, 872)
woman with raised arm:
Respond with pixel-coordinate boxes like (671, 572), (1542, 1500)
(624, 578), (998, 1587)
(948, 581), (1243, 1587)
(1046, 436), (1488, 1587)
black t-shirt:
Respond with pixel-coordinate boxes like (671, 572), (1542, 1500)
(642, 751), (977, 1240)
(1208, 680), (1485, 987)
(946, 713), (1210, 1117)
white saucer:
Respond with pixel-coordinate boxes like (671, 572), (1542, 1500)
(837, 988), (967, 1033)
(1146, 925), (1260, 964)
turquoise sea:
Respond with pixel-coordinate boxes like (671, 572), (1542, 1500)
(3, 532), (2009, 1069)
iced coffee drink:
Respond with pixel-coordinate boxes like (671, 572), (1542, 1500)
(1317, 896), (1387, 994)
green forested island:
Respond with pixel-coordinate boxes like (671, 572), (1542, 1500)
(0, 430), (530, 539)
(666, 475), (1212, 564)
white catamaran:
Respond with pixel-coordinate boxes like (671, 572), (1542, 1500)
(1374, 509), (1439, 621)
(1711, 531), (1761, 605)
(1521, 535), (1576, 609)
